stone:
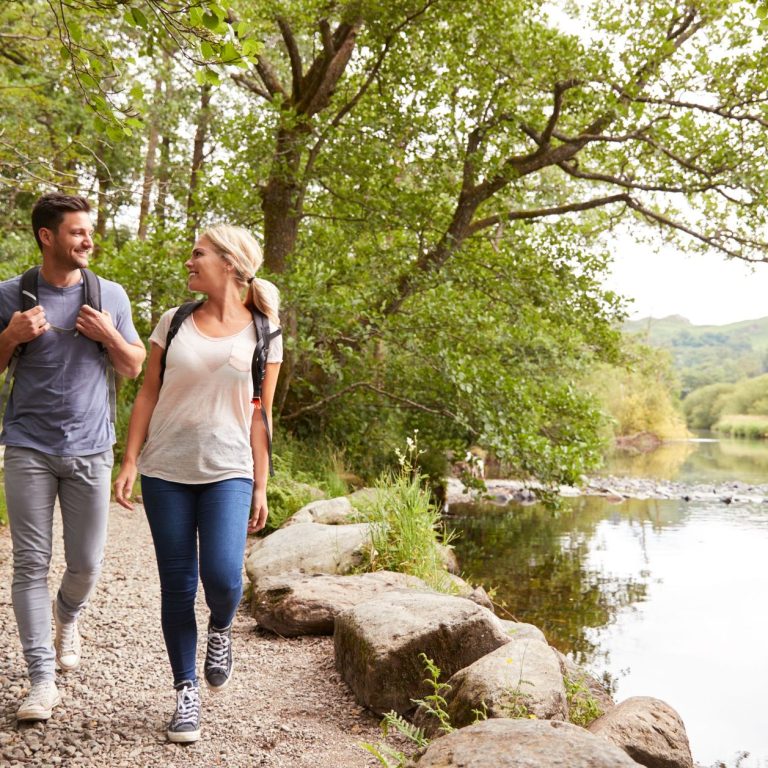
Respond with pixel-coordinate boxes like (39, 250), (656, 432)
(588, 696), (694, 768)
(245, 522), (372, 587)
(252, 571), (433, 635)
(334, 591), (510, 715)
(283, 496), (356, 526)
(416, 718), (642, 767)
(443, 640), (567, 729)
(499, 620), (548, 644)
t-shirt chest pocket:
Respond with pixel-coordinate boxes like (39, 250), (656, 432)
(228, 336), (253, 373)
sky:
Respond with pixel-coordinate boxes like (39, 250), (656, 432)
(603, 234), (768, 327)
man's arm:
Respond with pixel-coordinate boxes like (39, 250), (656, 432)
(0, 307), (50, 373)
(75, 305), (146, 379)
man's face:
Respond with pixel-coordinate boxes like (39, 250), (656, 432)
(41, 211), (93, 270)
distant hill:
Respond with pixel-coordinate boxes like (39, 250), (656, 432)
(624, 315), (768, 394)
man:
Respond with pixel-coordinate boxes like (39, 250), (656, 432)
(0, 193), (145, 721)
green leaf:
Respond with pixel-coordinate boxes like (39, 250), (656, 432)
(201, 41), (215, 59)
(105, 124), (124, 141)
(202, 12), (220, 30)
(80, 72), (98, 89)
(241, 38), (262, 57)
(59, 45), (70, 60)
(219, 42), (239, 63)
(236, 21), (252, 38)
(205, 69), (221, 86)
(68, 21), (83, 43)
(209, 4), (227, 21)
(129, 84), (144, 101)
(194, 69), (208, 86)
(188, 6), (204, 27)
(131, 8), (149, 29)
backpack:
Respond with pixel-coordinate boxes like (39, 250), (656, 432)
(0, 266), (116, 423)
(159, 300), (281, 475)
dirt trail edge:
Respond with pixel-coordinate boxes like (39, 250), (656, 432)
(0, 503), (383, 768)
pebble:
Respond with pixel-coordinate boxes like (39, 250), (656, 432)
(0, 504), (388, 768)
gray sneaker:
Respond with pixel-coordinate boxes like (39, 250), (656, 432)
(204, 622), (233, 691)
(17, 681), (62, 721)
(53, 600), (81, 671)
(167, 680), (201, 743)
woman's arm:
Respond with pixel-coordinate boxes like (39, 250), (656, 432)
(113, 342), (163, 509)
(248, 361), (281, 533)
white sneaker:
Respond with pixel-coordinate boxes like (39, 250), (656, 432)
(17, 681), (62, 721)
(53, 601), (81, 671)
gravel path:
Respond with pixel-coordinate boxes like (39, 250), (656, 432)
(0, 504), (385, 767)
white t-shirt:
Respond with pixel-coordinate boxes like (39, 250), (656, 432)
(137, 306), (282, 484)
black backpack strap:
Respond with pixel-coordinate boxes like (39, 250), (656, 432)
(160, 301), (203, 384)
(250, 309), (281, 477)
(20, 266), (40, 313)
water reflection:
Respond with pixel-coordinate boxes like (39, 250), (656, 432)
(604, 433), (768, 485)
(449, 451), (768, 767)
(450, 497), (685, 666)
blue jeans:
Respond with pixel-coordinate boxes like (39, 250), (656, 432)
(140, 475), (253, 685)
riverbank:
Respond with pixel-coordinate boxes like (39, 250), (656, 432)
(0, 504), (385, 768)
(445, 476), (768, 506)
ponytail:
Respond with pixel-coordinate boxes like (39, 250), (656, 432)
(246, 276), (280, 326)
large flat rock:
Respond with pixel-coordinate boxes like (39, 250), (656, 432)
(589, 696), (693, 768)
(444, 639), (567, 728)
(416, 718), (643, 767)
(245, 522), (372, 587)
(252, 571), (432, 636)
(334, 591), (510, 715)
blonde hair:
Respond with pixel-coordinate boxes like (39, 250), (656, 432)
(201, 224), (280, 325)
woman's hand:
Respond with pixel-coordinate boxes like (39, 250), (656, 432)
(114, 460), (138, 510)
(248, 488), (269, 534)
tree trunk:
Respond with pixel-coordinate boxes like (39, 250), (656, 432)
(187, 83), (212, 240)
(93, 139), (110, 259)
(261, 125), (305, 274)
(138, 75), (163, 241)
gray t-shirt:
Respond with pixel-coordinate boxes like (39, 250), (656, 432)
(0, 272), (140, 456)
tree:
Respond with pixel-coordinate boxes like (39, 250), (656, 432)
(5, 0), (768, 483)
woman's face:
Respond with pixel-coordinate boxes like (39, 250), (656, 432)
(185, 236), (232, 294)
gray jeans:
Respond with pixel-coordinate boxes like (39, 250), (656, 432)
(4, 445), (113, 683)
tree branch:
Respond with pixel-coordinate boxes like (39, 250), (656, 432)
(281, 381), (464, 422)
(625, 198), (768, 261)
(468, 193), (631, 235)
(277, 15), (303, 99)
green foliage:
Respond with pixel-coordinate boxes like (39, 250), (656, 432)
(713, 414), (768, 439)
(411, 653), (455, 737)
(681, 382), (735, 429)
(625, 315), (768, 396)
(361, 653), (487, 768)
(685, 374), (768, 434)
(588, 339), (688, 440)
(260, 432), (349, 533)
(354, 437), (456, 591)
(564, 675), (604, 727)
(5, 0), (768, 488)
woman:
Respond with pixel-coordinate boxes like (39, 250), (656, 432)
(114, 225), (281, 743)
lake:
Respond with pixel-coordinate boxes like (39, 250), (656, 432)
(448, 436), (768, 768)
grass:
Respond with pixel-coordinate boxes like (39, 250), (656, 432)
(564, 675), (604, 727)
(353, 458), (456, 592)
(713, 414), (768, 439)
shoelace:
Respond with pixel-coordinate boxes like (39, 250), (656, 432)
(173, 686), (200, 726)
(59, 621), (77, 654)
(206, 628), (230, 671)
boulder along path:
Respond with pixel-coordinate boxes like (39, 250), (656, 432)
(0, 503), (384, 768)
